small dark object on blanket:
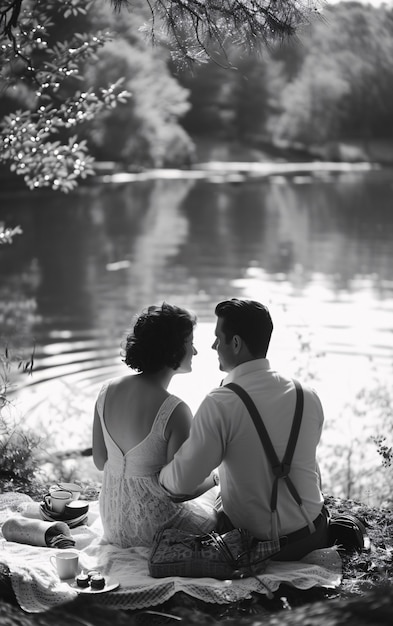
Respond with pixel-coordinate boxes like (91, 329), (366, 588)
(149, 527), (281, 579)
(74, 571), (107, 591)
(328, 513), (371, 553)
(90, 573), (106, 590)
(76, 572), (89, 588)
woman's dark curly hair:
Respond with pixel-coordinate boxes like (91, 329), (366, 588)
(122, 303), (196, 373)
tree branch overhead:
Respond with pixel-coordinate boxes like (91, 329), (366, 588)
(2, 1), (323, 62)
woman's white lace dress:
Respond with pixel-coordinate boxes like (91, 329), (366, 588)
(96, 382), (216, 547)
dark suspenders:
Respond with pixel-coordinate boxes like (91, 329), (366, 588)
(225, 380), (315, 538)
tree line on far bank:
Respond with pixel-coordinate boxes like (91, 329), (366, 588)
(177, 2), (393, 160)
(68, 1), (393, 165)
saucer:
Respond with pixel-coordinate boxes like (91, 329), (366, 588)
(68, 578), (120, 594)
(39, 502), (88, 528)
(64, 501), (89, 519)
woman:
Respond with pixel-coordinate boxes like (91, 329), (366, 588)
(92, 303), (217, 547)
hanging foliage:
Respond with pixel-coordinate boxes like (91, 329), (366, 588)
(0, 0), (129, 192)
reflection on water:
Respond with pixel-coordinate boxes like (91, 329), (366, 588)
(2, 170), (392, 332)
(1, 168), (393, 501)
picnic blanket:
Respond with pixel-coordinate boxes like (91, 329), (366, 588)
(0, 493), (342, 614)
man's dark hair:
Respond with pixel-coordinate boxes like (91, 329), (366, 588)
(215, 299), (273, 358)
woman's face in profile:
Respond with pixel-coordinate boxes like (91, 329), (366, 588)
(176, 333), (197, 374)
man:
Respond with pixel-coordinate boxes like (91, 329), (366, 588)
(160, 298), (329, 560)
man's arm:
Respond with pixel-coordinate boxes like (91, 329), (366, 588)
(161, 472), (218, 502)
(159, 395), (224, 500)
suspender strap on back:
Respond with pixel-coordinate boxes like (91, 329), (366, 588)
(225, 380), (316, 539)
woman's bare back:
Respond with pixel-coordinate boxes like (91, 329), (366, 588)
(102, 374), (171, 455)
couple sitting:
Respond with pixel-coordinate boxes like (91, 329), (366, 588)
(93, 299), (329, 561)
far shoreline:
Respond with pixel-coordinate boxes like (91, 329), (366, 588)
(94, 159), (379, 185)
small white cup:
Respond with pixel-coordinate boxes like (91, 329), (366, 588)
(44, 490), (73, 514)
(56, 482), (82, 500)
(50, 551), (79, 580)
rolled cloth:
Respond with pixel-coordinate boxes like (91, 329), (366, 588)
(2, 516), (74, 547)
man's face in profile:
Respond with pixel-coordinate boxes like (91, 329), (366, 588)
(212, 318), (236, 372)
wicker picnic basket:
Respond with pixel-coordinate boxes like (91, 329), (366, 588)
(148, 527), (280, 579)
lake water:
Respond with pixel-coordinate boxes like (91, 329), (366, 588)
(1, 164), (393, 503)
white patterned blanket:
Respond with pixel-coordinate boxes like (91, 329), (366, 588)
(0, 493), (342, 614)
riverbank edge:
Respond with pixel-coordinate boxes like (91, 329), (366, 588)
(89, 136), (393, 184)
(2, 137), (393, 192)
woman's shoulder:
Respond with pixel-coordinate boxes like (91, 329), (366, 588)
(152, 394), (188, 432)
(156, 394), (185, 417)
(95, 375), (134, 410)
(105, 373), (136, 389)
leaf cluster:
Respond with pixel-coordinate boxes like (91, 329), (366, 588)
(0, 344), (34, 410)
(0, 0), (130, 192)
(0, 425), (41, 488)
(373, 436), (393, 468)
(0, 344), (41, 492)
(0, 224), (22, 245)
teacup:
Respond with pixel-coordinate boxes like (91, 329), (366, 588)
(44, 489), (73, 514)
(55, 482), (82, 500)
(50, 550), (79, 580)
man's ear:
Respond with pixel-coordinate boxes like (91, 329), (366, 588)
(232, 335), (242, 354)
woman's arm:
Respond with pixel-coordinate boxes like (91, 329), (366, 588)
(92, 404), (108, 470)
(164, 401), (193, 463)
